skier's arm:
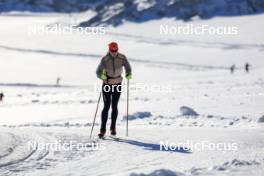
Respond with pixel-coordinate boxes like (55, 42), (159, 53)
(123, 57), (132, 75)
(96, 59), (105, 79)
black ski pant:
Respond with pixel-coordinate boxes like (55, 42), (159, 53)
(100, 84), (122, 132)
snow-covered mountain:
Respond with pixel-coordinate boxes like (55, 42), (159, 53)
(1, 0), (264, 26)
(0, 0), (104, 13)
(80, 0), (264, 26)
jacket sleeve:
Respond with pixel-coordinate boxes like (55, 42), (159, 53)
(123, 57), (132, 75)
(96, 58), (105, 79)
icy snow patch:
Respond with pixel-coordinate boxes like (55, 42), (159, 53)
(123, 112), (152, 121)
(180, 106), (199, 117)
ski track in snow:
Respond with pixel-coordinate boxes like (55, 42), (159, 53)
(0, 129), (102, 175)
(0, 43), (233, 71)
(0, 127), (263, 176)
(107, 32), (264, 51)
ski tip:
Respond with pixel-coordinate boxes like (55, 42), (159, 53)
(98, 136), (106, 140)
(109, 135), (120, 141)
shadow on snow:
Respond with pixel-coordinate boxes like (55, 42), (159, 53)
(110, 138), (191, 154)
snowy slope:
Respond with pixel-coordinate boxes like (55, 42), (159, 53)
(0, 13), (264, 176)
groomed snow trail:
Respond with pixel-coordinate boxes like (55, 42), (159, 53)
(0, 127), (264, 176)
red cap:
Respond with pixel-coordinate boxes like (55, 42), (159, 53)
(108, 42), (118, 52)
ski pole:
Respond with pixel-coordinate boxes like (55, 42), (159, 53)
(89, 90), (102, 139)
(126, 79), (129, 137)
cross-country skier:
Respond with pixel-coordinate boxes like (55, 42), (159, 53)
(230, 64), (236, 74)
(56, 77), (61, 86)
(96, 42), (132, 138)
(0, 92), (4, 102)
(245, 62), (251, 73)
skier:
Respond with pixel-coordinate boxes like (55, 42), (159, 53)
(96, 42), (132, 138)
(245, 62), (250, 73)
(230, 64), (235, 74)
(0, 92), (4, 102)
(56, 77), (61, 86)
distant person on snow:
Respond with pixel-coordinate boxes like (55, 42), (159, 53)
(0, 92), (4, 102)
(56, 77), (61, 86)
(245, 62), (251, 73)
(230, 64), (236, 74)
(96, 42), (132, 138)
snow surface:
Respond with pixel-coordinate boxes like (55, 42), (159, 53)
(0, 13), (263, 176)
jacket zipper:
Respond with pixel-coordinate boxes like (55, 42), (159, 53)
(111, 55), (116, 75)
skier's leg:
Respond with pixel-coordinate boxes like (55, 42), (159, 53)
(101, 85), (111, 132)
(110, 85), (122, 132)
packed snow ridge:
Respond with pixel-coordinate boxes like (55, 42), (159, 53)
(258, 115), (264, 123)
(180, 106), (199, 117)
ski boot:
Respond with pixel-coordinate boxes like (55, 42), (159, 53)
(110, 127), (116, 136)
(98, 129), (106, 139)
